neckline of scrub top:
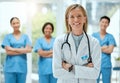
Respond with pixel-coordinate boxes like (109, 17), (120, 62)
(43, 37), (52, 45)
(11, 33), (23, 41)
(99, 32), (108, 41)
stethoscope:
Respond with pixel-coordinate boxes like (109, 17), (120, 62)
(61, 31), (92, 64)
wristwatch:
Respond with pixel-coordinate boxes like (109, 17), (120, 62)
(63, 61), (73, 72)
(68, 65), (73, 72)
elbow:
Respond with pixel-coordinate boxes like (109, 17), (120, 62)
(95, 70), (100, 79)
(109, 50), (113, 54)
(52, 65), (61, 78)
(94, 66), (101, 79)
(53, 70), (62, 79)
(6, 51), (10, 55)
(53, 72), (58, 78)
(52, 67), (58, 78)
(28, 48), (32, 53)
(94, 70), (100, 79)
(88, 68), (100, 79)
(26, 48), (32, 53)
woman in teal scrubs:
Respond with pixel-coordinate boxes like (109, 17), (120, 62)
(92, 16), (116, 83)
(1, 17), (32, 83)
(34, 22), (57, 83)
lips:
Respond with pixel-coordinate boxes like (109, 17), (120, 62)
(73, 23), (81, 26)
(45, 32), (51, 34)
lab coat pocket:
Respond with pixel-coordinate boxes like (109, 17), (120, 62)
(80, 54), (89, 65)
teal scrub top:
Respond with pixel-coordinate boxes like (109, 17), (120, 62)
(34, 37), (55, 75)
(92, 32), (116, 68)
(1, 33), (32, 73)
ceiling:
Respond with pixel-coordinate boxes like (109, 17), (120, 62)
(0, 0), (119, 3)
(0, 0), (57, 4)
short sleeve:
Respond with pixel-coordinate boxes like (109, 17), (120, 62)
(24, 34), (32, 47)
(33, 39), (42, 53)
(108, 35), (117, 47)
(1, 34), (10, 49)
(92, 32), (98, 38)
(92, 33), (95, 37)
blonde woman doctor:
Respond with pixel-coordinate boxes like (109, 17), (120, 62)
(53, 4), (101, 83)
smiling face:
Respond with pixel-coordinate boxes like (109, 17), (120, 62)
(65, 4), (88, 34)
(99, 18), (109, 31)
(10, 18), (20, 32)
(67, 8), (86, 33)
(43, 24), (53, 36)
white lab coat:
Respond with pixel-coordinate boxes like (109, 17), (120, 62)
(53, 32), (101, 83)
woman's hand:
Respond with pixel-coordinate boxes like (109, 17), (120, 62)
(86, 63), (94, 67)
(62, 61), (72, 71)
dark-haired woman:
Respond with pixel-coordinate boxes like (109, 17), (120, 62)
(1, 17), (32, 83)
(34, 22), (57, 83)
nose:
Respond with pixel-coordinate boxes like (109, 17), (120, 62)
(74, 17), (79, 22)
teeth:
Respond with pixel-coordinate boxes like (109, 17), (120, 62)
(73, 23), (80, 25)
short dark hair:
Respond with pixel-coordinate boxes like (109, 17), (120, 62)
(10, 17), (20, 24)
(100, 16), (110, 23)
(42, 22), (54, 34)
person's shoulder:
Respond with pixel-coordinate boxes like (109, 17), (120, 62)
(54, 34), (66, 43)
(107, 33), (114, 37)
(22, 33), (29, 37)
(34, 37), (43, 44)
(4, 33), (12, 38)
(92, 32), (99, 36)
(36, 37), (44, 41)
(88, 35), (99, 43)
(55, 34), (66, 40)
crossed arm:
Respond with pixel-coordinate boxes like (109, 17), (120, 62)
(5, 45), (32, 55)
(101, 45), (114, 54)
(62, 61), (94, 71)
(37, 49), (53, 58)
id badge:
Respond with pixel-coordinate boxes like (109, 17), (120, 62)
(81, 55), (89, 60)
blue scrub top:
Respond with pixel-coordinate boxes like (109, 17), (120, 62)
(92, 32), (116, 68)
(1, 33), (32, 73)
(34, 37), (55, 75)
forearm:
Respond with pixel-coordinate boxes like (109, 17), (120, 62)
(38, 50), (53, 57)
(53, 60), (75, 79)
(62, 61), (93, 72)
(74, 65), (100, 79)
(6, 46), (32, 54)
(6, 50), (23, 55)
(101, 46), (114, 54)
(14, 47), (32, 54)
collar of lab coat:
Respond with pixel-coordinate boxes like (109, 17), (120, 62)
(68, 32), (88, 56)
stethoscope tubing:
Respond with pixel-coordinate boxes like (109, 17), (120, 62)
(61, 32), (92, 63)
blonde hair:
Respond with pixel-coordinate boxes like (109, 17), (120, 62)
(65, 4), (88, 33)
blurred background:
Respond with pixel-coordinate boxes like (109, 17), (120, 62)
(0, 0), (120, 83)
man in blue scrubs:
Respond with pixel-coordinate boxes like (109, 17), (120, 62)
(92, 16), (116, 83)
(1, 17), (32, 83)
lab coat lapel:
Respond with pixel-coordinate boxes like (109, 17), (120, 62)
(77, 33), (88, 56)
(68, 33), (77, 56)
